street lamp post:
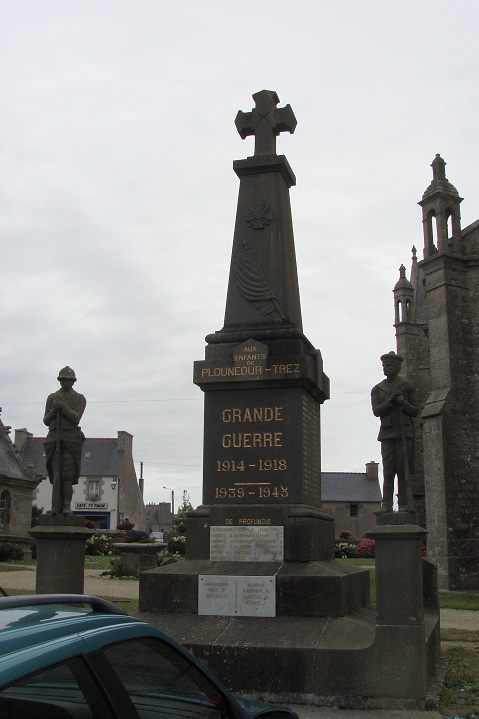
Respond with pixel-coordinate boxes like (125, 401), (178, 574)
(111, 476), (120, 527)
(163, 486), (175, 518)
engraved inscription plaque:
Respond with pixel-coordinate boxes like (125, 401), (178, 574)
(203, 386), (321, 507)
(198, 575), (276, 617)
(198, 576), (235, 616)
(210, 526), (283, 561)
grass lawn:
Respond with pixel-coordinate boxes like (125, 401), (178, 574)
(84, 555), (114, 570)
(439, 644), (479, 717)
(0, 563), (35, 572)
(439, 592), (479, 611)
(337, 558), (375, 566)
(442, 628), (479, 643)
(337, 558), (479, 611)
(0, 556), (113, 571)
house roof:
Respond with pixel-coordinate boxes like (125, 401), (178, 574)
(0, 420), (38, 483)
(20, 437), (122, 478)
(18, 430), (379, 502)
(321, 472), (382, 503)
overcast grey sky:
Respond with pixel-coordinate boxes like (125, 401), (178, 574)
(1, 0), (478, 509)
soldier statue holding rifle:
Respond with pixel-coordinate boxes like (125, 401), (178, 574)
(43, 367), (86, 515)
(371, 352), (419, 513)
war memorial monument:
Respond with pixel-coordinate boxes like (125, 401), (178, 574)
(139, 91), (440, 708)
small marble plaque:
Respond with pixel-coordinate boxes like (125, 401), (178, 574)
(237, 576), (275, 616)
(198, 576), (236, 616)
(198, 575), (276, 617)
(209, 526), (283, 561)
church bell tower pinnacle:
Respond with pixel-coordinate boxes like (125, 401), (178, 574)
(418, 154), (463, 258)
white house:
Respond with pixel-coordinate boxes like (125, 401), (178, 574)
(15, 429), (147, 531)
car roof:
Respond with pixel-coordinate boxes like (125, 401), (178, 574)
(0, 594), (165, 646)
(0, 595), (168, 683)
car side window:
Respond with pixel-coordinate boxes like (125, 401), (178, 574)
(102, 636), (232, 718)
(0, 656), (115, 719)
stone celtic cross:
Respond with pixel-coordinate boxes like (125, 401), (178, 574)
(235, 90), (297, 156)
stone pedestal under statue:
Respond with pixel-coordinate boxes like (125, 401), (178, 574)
(30, 515), (92, 594)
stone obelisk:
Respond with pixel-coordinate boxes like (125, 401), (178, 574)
(141, 88), (370, 606)
(139, 91), (439, 708)
(193, 90), (331, 528)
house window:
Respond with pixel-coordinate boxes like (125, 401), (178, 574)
(349, 504), (359, 518)
(87, 480), (101, 501)
(0, 491), (11, 530)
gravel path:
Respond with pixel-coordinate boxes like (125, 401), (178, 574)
(440, 607), (479, 631)
(0, 568), (139, 599)
(1, 569), (478, 631)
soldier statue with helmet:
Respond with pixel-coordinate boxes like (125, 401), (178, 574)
(371, 351), (419, 513)
(43, 367), (86, 515)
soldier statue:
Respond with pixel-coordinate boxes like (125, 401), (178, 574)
(371, 352), (419, 512)
(43, 367), (86, 515)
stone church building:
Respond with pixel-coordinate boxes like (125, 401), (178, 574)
(0, 412), (42, 555)
(393, 154), (479, 590)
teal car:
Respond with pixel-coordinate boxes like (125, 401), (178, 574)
(0, 595), (299, 719)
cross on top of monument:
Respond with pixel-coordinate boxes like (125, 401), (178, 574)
(235, 90), (297, 156)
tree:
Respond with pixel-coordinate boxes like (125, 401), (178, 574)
(174, 491), (193, 530)
(31, 504), (44, 527)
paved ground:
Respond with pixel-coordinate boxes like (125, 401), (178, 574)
(0, 567), (139, 599)
(1, 567), (477, 631)
(1, 568), (477, 718)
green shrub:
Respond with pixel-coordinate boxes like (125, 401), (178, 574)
(85, 533), (113, 556)
(335, 541), (357, 558)
(0, 543), (24, 561)
(101, 556), (137, 579)
(356, 538), (376, 558)
(31, 504), (44, 528)
(167, 534), (186, 556)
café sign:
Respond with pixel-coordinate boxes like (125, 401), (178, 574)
(75, 502), (108, 510)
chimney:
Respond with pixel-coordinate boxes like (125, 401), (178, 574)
(139, 461), (144, 497)
(14, 428), (32, 452)
(366, 461), (379, 479)
(117, 431), (133, 455)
